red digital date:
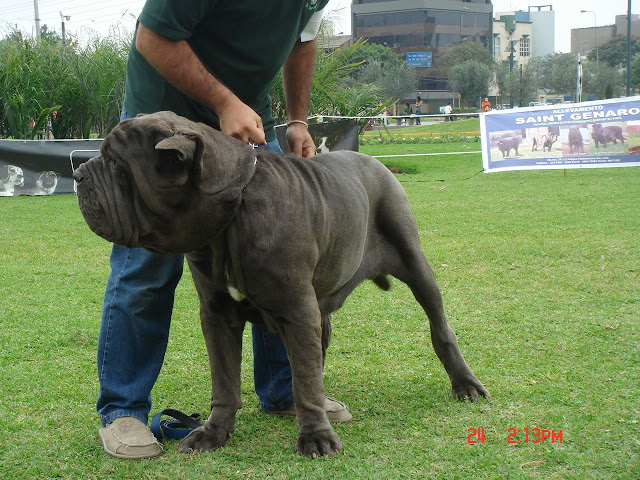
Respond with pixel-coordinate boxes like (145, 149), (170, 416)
(507, 427), (562, 444)
(467, 428), (486, 444)
(467, 428), (563, 444)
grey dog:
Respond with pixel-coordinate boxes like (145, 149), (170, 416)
(73, 111), (488, 458)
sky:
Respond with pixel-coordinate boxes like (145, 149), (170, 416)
(0, 0), (638, 53)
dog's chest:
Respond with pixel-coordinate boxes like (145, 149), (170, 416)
(225, 266), (246, 302)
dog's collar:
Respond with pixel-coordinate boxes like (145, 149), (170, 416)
(241, 156), (258, 193)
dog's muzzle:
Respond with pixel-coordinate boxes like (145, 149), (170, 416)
(74, 161), (123, 245)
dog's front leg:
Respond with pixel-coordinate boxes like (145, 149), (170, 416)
(179, 295), (244, 454)
(280, 301), (342, 458)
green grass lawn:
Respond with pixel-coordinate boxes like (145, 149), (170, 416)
(362, 118), (480, 136)
(1, 142), (638, 479)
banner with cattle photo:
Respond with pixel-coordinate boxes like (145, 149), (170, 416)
(0, 119), (358, 196)
(480, 96), (640, 173)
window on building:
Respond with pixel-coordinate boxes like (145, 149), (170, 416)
(477, 14), (490, 29)
(432, 11), (461, 25)
(462, 13), (476, 27)
(520, 36), (530, 57)
(493, 36), (501, 57)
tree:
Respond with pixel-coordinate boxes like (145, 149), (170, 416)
(379, 62), (417, 103)
(630, 54), (640, 92)
(448, 60), (492, 108)
(604, 84), (614, 99)
(341, 41), (416, 110)
(582, 61), (624, 99)
(352, 59), (416, 105)
(587, 34), (640, 67)
(349, 42), (406, 73)
(436, 42), (494, 75)
(495, 58), (540, 107)
(539, 53), (579, 97)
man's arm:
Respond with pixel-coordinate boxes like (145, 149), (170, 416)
(135, 23), (266, 145)
(281, 38), (317, 158)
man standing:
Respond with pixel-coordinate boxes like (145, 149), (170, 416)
(97, 1), (351, 460)
(414, 96), (423, 125)
(444, 102), (454, 122)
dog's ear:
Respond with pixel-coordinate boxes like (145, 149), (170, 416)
(154, 130), (205, 186)
(155, 130), (204, 163)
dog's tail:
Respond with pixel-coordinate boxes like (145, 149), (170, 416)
(372, 274), (391, 291)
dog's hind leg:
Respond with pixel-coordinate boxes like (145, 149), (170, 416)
(401, 252), (489, 401)
(376, 197), (489, 401)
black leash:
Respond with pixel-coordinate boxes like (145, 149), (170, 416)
(150, 409), (204, 440)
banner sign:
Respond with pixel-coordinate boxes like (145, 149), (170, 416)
(0, 120), (359, 196)
(480, 96), (640, 173)
(406, 52), (432, 68)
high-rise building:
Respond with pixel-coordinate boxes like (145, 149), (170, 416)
(351, 0), (493, 101)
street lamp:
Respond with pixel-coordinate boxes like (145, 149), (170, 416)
(505, 39), (519, 108)
(60, 11), (70, 46)
(580, 10), (598, 67)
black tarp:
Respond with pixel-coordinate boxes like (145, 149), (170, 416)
(0, 120), (358, 196)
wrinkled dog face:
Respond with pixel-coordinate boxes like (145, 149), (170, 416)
(73, 112), (208, 254)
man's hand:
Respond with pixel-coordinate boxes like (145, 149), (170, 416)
(217, 97), (266, 146)
(286, 123), (316, 158)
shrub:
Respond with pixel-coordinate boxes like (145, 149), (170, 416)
(359, 134), (480, 146)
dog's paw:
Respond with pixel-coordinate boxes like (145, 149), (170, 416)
(178, 423), (232, 454)
(296, 429), (342, 458)
(450, 376), (490, 402)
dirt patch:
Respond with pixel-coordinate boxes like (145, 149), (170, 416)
(386, 165), (404, 174)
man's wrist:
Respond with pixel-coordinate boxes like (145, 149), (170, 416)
(287, 119), (309, 128)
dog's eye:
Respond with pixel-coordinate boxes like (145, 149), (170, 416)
(109, 158), (116, 168)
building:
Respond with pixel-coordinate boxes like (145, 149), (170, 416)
(351, 0), (493, 111)
(524, 5), (555, 57)
(317, 20), (352, 51)
(493, 5), (555, 62)
(492, 14), (533, 68)
(490, 7), (555, 107)
(571, 14), (640, 57)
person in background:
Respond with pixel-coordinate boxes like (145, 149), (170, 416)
(481, 97), (492, 112)
(414, 96), (423, 125)
(403, 102), (412, 125)
(444, 102), (454, 122)
(96, 0), (352, 461)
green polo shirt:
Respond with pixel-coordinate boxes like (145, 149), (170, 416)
(123, 0), (328, 141)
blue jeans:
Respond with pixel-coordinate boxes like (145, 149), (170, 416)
(97, 113), (293, 426)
